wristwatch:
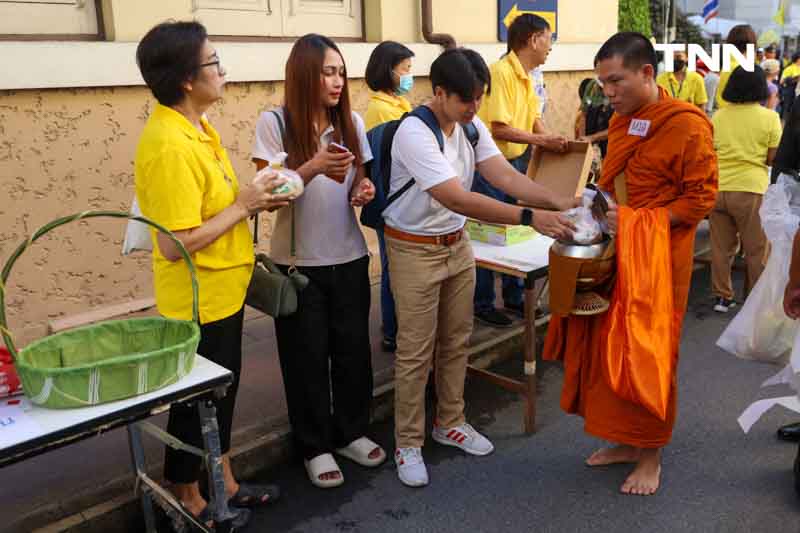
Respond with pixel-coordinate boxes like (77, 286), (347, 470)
(520, 208), (533, 227)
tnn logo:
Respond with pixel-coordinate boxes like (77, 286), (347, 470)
(654, 43), (756, 73)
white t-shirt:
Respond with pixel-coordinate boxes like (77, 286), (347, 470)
(383, 114), (501, 235)
(251, 108), (373, 266)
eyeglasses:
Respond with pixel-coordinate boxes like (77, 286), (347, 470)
(199, 57), (224, 76)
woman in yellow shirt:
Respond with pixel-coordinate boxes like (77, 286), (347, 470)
(364, 41), (415, 352)
(135, 21), (289, 527)
(710, 65), (782, 313)
(364, 41), (415, 130)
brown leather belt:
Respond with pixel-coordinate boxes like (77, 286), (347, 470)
(384, 225), (464, 246)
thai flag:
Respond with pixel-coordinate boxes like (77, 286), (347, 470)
(703, 0), (719, 23)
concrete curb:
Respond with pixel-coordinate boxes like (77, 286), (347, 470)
(24, 324), (537, 533)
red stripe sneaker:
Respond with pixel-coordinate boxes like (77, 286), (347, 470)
(432, 423), (494, 456)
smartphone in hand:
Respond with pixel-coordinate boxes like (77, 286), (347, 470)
(328, 141), (350, 154)
(326, 142), (351, 183)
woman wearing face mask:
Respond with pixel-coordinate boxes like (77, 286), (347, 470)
(363, 41), (415, 353)
(364, 41), (415, 131)
(252, 34), (384, 489)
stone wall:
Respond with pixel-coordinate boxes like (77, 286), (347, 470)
(0, 70), (589, 346)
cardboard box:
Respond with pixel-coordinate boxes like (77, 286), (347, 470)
(526, 141), (593, 199)
(465, 219), (538, 246)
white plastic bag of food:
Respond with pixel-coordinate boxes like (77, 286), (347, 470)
(563, 194), (602, 244)
(717, 175), (800, 363)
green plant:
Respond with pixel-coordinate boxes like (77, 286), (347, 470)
(618, 0), (652, 37)
(649, 0), (705, 44)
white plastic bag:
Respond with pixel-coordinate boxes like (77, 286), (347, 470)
(121, 196), (153, 255)
(563, 193), (602, 244)
(717, 175), (800, 363)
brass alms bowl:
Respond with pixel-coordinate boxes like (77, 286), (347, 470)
(550, 234), (612, 259)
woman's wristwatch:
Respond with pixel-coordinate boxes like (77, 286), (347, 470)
(520, 208), (534, 227)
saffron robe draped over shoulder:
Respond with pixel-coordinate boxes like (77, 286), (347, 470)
(543, 88), (718, 447)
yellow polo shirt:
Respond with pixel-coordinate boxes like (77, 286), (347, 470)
(781, 64), (800, 82)
(712, 103), (782, 194)
(477, 50), (540, 160)
(717, 56), (739, 109)
(365, 91), (412, 130)
(657, 71), (708, 106)
(135, 104), (254, 324)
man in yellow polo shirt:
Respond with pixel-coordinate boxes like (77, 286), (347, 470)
(471, 13), (569, 327)
(657, 48), (708, 108)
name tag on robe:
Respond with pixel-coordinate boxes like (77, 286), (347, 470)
(628, 119), (651, 137)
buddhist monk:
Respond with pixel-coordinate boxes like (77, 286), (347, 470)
(543, 32), (718, 496)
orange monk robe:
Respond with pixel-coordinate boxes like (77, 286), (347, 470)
(543, 88), (718, 448)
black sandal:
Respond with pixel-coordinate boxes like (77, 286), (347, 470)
(229, 482), (281, 508)
(171, 502), (251, 532)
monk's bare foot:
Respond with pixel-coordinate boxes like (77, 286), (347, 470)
(620, 448), (661, 496)
(585, 445), (641, 466)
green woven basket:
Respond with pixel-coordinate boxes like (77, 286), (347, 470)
(0, 210), (201, 409)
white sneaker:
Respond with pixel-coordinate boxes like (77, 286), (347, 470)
(432, 422), (495, 456)
(395, 447), (429, 487)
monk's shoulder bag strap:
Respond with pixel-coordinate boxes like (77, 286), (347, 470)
(244, 108), (309, 318)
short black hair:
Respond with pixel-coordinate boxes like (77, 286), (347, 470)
(430, 47), (491, 100)
(365, 41), (415, 92)
(136, 21), (208, 107)
(507, 13), (550, 53)
(765, 45), (777, 53)
(722, 65), (768, 103)
(594, 32), (658, 74)
(793, 51), (800, 64)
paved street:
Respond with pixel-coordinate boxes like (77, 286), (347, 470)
(239, 268), (800, 533)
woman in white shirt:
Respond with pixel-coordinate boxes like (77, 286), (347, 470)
(252, 34), (385, 489)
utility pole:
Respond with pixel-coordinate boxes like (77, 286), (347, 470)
(668, 0), (678, 42)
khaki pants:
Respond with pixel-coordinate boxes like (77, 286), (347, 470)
(710, 191), (768, 300)
(386, 235), (475, 448)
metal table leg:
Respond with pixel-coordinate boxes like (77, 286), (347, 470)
(198, 399), (234, 533)
(522, 274), (537, 434)
(127, 423), (157, 533)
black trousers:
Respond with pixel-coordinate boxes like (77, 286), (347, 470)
(164, 306), (244, 484)
(274, 255), (373, 460)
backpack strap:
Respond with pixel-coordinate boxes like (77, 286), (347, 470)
(270, 108), (287, 146)
(382, 106), (479, 212)
(461, 121), (480, 148)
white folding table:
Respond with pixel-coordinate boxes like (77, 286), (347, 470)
(468, 235), (553, 434)
(0, 355), (235, 532)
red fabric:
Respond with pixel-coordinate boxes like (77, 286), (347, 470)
(0, 347), (22, 398)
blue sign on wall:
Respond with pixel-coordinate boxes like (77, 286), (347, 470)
(498, 0), (558, 42)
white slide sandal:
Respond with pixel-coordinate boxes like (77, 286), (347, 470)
(335, 437), (386, 468)
(304, 453), (344, 489)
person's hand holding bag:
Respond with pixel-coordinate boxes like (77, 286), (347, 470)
(239, 168), (293, 215)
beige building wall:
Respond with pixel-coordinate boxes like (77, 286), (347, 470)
(0, 0), (615, 347)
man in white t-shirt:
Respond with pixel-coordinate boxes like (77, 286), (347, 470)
(384, 48), (577, 487)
